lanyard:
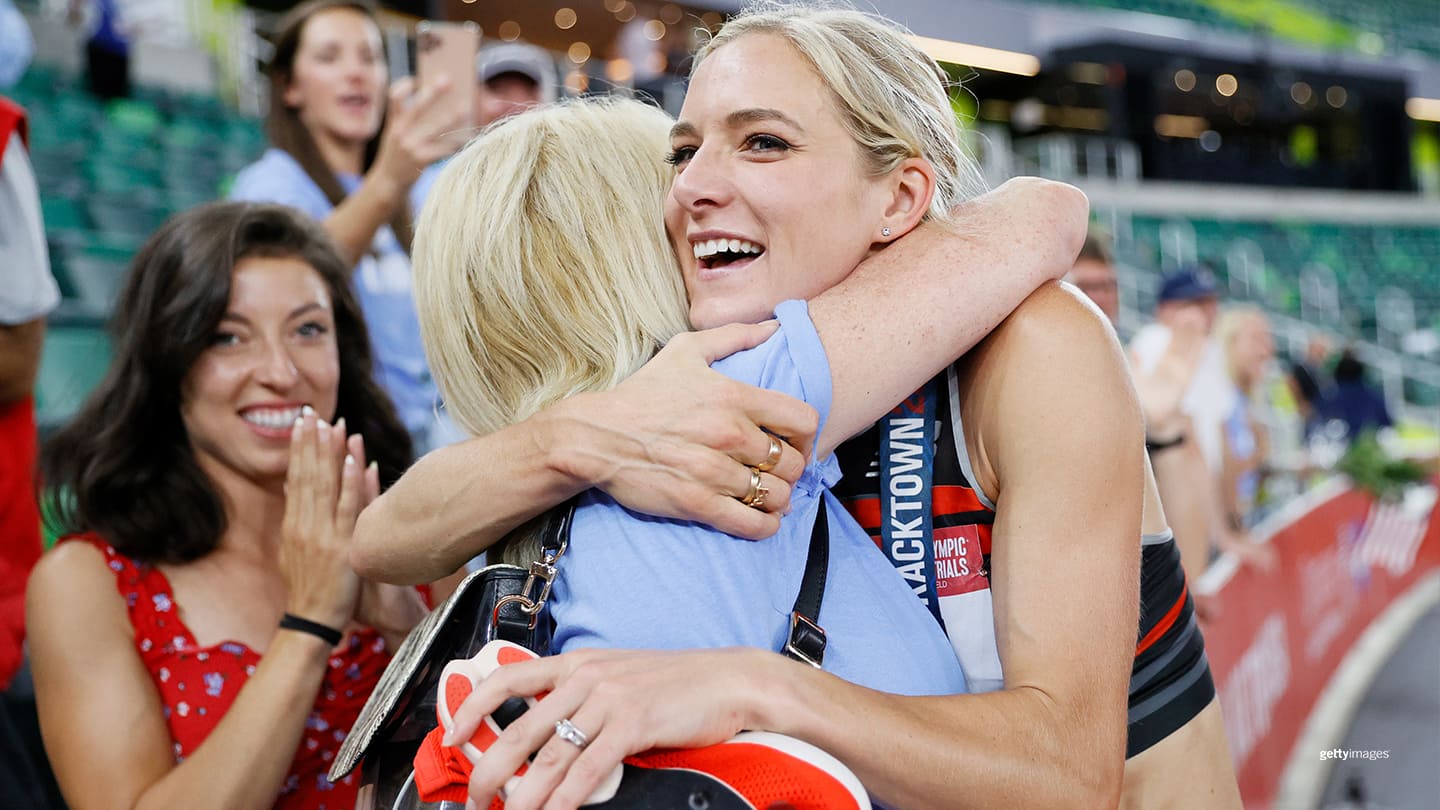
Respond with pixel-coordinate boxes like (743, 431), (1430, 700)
(879, 378), (945, 630)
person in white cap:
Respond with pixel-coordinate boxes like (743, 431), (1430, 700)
(475, 41), (558, 126)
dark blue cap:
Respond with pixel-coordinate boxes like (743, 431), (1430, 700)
(1158, 266), (1219, 303)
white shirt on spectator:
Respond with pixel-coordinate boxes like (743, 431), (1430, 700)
(0, 137), (59, 325)
(1130, 322), (1238, 472)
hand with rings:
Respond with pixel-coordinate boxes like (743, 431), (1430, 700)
(449, 647), (773, 810)
(557, 323), (814, 540)
(739, 467), (768, 510)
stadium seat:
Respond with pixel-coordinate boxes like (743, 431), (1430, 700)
(34, 322), (112, 432)
(86, 192), (167, 239)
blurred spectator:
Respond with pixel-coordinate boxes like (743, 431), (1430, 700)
(0, 0), (33, 88)
(1128, 267), (1232, 572)
(1069, 233), (1216, 578)
(1066, 227), (1119, 323)
(231, 0), (465, 453)
(617, 15), (666, 98)
(474, 41), (557, 127)
(28, 202), (424, 809)
(68, 0), (131, 100)
(1217, 306), (1276, 530)
(1288, 336), (1331, 433)
(1132, 267), (1227, 468)
(0, 95), (64, 809)
(1317, 349), (1392, 440)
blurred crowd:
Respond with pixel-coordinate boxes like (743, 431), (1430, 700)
(0, 0), (1424, 807)
(1, 2), (561, 805)
(1069, 230), (1399, 579)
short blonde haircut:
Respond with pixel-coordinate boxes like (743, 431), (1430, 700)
(697, 3), (988, 225)
(413, 98), (689, 441)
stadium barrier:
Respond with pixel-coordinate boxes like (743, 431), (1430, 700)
(1198, 475), (1440, 808)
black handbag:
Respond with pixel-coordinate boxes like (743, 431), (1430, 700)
(331, 502), (574, 809)
(332, 498), (832, 810)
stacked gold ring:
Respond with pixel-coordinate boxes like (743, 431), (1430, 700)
(740, 467), (768, 509)
(757, 434), (783, 473)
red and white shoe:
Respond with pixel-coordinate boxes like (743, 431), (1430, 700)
(435, 641), (869, 809)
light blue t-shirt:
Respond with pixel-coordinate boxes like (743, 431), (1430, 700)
(551, 300), (968, 697)
(229, 148), (440, 439)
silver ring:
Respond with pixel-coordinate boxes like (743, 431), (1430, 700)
(554, 717), (590, 749)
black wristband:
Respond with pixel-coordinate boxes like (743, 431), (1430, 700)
(279, 613), (343, 647)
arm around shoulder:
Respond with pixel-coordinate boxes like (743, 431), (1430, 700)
(808, 178), (1089, 456)
(758, 285), (1141, 808)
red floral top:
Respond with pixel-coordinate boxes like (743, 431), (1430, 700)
(71, 534), (392, 809)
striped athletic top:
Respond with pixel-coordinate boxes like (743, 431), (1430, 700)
(833, 365), (1215, 758)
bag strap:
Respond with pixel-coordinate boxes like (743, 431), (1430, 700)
(783, 499), (829, 667)
(494, 499), (577, 638)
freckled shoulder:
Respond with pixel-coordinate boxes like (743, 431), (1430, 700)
(952, 280), (1134, 494)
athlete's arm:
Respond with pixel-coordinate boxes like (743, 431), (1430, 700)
(808, 177), (1087, 457)
(351, 322), (816, 584)
(26, 544), (339, 810)
(353, 178), (1084, 584)
(450, 285), (1143, 810)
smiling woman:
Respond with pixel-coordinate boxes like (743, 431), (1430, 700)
(28, 202), (425, 809)
(230, 0), (470, 452)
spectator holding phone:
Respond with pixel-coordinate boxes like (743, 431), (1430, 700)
(231, 0), (466, 452)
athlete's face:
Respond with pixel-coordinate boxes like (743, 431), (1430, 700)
(664, 34), (897, 329)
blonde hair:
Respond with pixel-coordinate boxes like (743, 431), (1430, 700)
(414, 97), (689, 438)
(413, 98), (690, 563)
(1216, 304), (1270, 390)
(697, 3), (988, 225)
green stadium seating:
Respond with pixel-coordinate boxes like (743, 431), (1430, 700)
(1124, 216), (1440, 342)
(13, 70), (268, 430)
(34, 323), (112, 431)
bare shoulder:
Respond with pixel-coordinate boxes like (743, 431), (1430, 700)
(959, 281), (1141, 488)
(27, 540), (130, 634)
(984, 281), (1118, 363)
(961, 280), (1128, 408)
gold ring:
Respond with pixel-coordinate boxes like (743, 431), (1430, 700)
(750, 483), (768, 510)
(739, 467), (763, 506)
(756, 435), (783, 473)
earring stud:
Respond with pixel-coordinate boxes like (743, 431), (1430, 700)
(881, 227), (891, 237)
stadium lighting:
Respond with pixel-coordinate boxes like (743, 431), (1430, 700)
(909, 35), (1040, 76)
(1406, 97), (1440, 122)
